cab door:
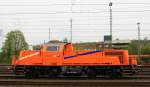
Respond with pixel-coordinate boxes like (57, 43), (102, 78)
(43, 45), (63, 66)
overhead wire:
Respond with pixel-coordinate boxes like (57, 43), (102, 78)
(115, 3), (150, 5)
(0, 10), (145, 15)
(0, 2), (147, 15)
(0, 3), (107, 6)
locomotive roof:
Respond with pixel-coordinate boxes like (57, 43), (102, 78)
(45, 42), (67, 46)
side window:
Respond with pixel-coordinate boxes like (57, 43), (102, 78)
(47, 46), (59, 51)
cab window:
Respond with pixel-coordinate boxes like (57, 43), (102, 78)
(47, 46), (59, 51)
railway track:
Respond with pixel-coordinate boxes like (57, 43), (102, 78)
(0, 79), (149, 87)
(0, 65), (12, 74)
(0, 65), (149, 87)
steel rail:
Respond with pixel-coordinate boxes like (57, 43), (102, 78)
(0, 79), (149, 86)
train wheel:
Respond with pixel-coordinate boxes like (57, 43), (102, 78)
(25, 68), (39, 78)
(87, 69), (96, 78)
(48, 68), (60, 77)
(109, 69), (122, 78)
(25, 71), (32, 78)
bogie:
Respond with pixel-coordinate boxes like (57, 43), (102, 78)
(13, 65), (136, 78)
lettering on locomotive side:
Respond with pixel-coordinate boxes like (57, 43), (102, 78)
(19, 52), (39, 60)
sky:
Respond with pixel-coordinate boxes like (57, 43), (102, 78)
(0, 0), (149, 46)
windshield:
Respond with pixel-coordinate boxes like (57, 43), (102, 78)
(47, 46), (59, 51)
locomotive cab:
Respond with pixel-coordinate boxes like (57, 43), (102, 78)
(41, 42), (66, 52)
(41, 43), (75, 57)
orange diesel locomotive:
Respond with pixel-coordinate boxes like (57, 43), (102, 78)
(11, 42), (137, 77)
